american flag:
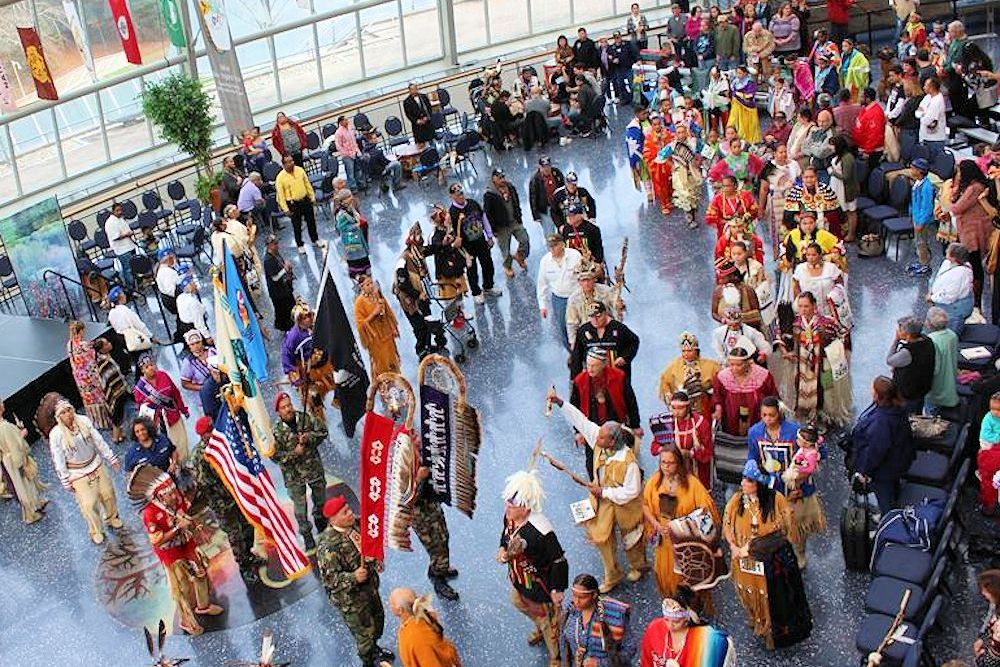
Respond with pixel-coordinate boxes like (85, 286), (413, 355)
(206, 405), (311, 578)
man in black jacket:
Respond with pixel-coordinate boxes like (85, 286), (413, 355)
(573, 27), (601, 70)
(887, 315), (936, 414)
(606, 32), (635, 105)
(403, 83), (434, 147)
(528, 156), (565, 233)
(483, 168), (529, 278)
(569, 301), (641, 381)
(448, 183), (501, 304)
(552, 171), (597, 228)
(558, 203), (605, 276)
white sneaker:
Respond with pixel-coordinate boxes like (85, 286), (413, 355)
(485, 287), (503, 297)
(474, 294), (485, 304)
(297, 245), (307, 255)
(559, 137), (572, 146)
(314, 240), (328, 250)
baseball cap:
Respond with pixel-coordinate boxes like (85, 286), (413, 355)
(448, 183), (464, 194)
(492, 167), (505, 178)
(546, 233), (564, 246)
(566, 171), (578, 183)
(538, 156), (551, 166)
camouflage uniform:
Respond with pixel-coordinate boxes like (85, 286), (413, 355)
(410, 486), (452, 578)
(189, 443), (258, 581)
(272, 410), (329, 547)
(317, 524), (385, 667)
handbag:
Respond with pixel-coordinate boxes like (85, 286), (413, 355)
(123, 326), (152, 352)
(748, 530), (788, 561)
(857, 234), (884, 258)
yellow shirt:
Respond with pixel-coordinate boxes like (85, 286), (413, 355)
(275, 166), (315, 211)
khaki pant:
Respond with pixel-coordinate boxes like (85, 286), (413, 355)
(509, 588), (561, 663)
(71, 464), (121, 541)
(595, 527), (647, 586)
(165, 557), (210, 632)
(166, 418), (190, 462)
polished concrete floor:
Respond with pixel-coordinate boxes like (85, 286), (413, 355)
(0, 105), (996, 667)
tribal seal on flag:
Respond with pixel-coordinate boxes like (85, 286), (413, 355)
(668, 507), (730, 591)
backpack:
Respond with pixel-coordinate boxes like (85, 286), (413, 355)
(869, 498), (945, 569)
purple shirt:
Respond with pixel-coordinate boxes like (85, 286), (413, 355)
(237, 179), (263, 213)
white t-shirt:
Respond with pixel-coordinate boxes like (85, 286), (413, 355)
(108, 303), (150, 337)
(104, 215), (138, 256)
(916, 92), (947, 142)
(536, 248), (583, 310)
(155, 264), (180, 297)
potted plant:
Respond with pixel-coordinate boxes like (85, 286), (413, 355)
(141, 74), (220, 207)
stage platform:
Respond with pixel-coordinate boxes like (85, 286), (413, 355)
(0, 314), (111, 436)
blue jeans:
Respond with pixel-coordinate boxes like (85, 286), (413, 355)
(936, 295), (974, 334)
(116, 250), (136, 290)
(925, 140), (946, 159)
(551, 294), (569, 351)
(869, 477), (899, 516)
(342, 155), (359, 190)
(717, 56), (737, 71)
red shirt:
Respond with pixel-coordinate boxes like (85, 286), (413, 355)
(142, 499), (198, 566)
(852, 102), (887, 154)
(827, 0), (853, 25)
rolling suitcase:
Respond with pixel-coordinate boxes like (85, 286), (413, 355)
(841, 490), (879, 571)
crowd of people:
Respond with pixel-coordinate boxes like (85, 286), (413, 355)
(7, 3), (1000, 667)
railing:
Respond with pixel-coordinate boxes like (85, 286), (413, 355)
(42, 268), (100, 323)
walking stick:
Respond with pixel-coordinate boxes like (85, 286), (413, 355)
(865, 588), (912, 667)
(539, 451), (591, 488)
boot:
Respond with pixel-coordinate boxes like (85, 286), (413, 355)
(429, 566), (458, 580)
(377, 646), (396, 662)
(431, 576), (459, 601)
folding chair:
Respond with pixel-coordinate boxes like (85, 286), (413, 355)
(855, 597), (942, 666)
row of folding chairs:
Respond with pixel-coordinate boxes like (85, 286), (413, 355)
(854, 413), (974, 666)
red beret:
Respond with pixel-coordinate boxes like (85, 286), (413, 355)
(322, 495), (347, 518)
(274, 391), (291, 412)
(195, 416), (213, 436)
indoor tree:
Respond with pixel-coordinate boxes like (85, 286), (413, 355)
(141, 73), (220, 203)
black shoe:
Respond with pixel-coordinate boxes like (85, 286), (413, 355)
(378, 647), (396, 662)
(432, 577), (459, 601)
(303, 533), (316, 552)
(430, 567), (459, 579)
(241, 567), (260, 586)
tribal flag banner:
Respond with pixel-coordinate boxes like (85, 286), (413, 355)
(360, 410), (395, 561)
(360, 374), (421, 559)
(206, 404), (310, 579)
(17, 27), (58, 101)
(108, 0), (142, 65)
(160, 0), (187, 47)
(62, 0), (97, 80)
(213, 243), (273, 456)
(417, 354), (482, 518)
(198, 0), (231, 51)
(0, 63), (15, 112)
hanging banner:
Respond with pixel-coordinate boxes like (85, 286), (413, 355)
(17, 27), (58, 101)
(62, 0), (97, 80)
(198, 0), (231, 52)
(196, 6), (252, 136)
(159, 0), (187, 48)
(0, 63), (16, 112)
(109, 0), (142, 65)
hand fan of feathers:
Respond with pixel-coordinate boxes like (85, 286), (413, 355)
(144, 619), (190, 666)
(417, 354), (483, 518)
(366, 372), (420, 552)
(224, 629), (291, 667)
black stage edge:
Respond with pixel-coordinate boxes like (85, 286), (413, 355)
(0, 314), (112, 440)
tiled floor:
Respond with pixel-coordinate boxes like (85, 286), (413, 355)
(2, 99), (998, 667)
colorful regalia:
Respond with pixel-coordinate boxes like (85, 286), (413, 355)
(723, 481), (811, 650)
(561, 596), (636, 667)
(726, 74), (761, 144)
(640, 622), (736, 667)
(711, 364), (778, 437)
(783, 183), (841, 236)
(0, 419), (46, 524)
(642, 471), (719, 599)
(714, 223), (765, 264)
(133, 369), (190, 461)
(626, 116), (653, 201)
(644, 121), (675, 214)
(649, 412), (714, 488)
(658, 340), (720, 419)
(353, 291), (401, 379)
(67, 338), (112, 429)
(746, 419), (800, 495)
(667, 137), (704, 215)
(707, 150), (764, 190)
(839, 48), (870, 102)
(705, 190), (758, 236)
(781, 313), (853, 427)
